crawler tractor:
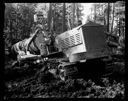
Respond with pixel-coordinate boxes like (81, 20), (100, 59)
(10, 21), (124, 81)
(54, 21), (111, 80)
(52, 21), (124, 80)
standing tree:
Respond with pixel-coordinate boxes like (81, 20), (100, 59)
(62, 3), (66, 32)
(4, 3), (84, 50)
(47, 3), (52, 32)
(46, 3), (84, 34)
(4, 3), (37, 49)
(110, 3), (115, 33)
(107, 3), (110, 32)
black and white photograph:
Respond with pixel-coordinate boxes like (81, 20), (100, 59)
(4, 2), (125, 98)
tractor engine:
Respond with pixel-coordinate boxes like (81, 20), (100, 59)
(55, 21), (110, 62)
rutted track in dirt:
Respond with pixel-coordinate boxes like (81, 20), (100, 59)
(4, 59), (125, 98)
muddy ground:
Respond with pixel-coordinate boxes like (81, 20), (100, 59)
(4, 57), (125, 99)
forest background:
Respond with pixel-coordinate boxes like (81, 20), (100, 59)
(4, 2), (125, 51)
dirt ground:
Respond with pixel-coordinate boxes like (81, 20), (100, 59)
(4, 58), (125, 99)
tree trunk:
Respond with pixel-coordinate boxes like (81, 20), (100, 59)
(62, 3), (66, 32)
(67, 14), (71, 30)
(111, 3), (115, 33)
(104, 8), (106, 25)
(76, 3), (79, 25)
(107, 3), (110, 32)
(48, 3), (52, 32)
(94, 4), (96, 22)
(72, 3), (76, 28)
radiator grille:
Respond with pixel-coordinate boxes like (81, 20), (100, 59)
(64, 37), (70, 48)
(75, 33), (81, 44)
(59, 32), (82, 49)
(70, 35), (75, 46)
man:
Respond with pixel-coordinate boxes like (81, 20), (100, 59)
(10, 24), (51, 68)
(11, 24), (49, 60)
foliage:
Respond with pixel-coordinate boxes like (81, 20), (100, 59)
(31, 3), (84, 34)
(87, 2), (125, 54)
(4, 3), (84, 49)
(4, 3), (37, 49)
(88, 2), (125, 34)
